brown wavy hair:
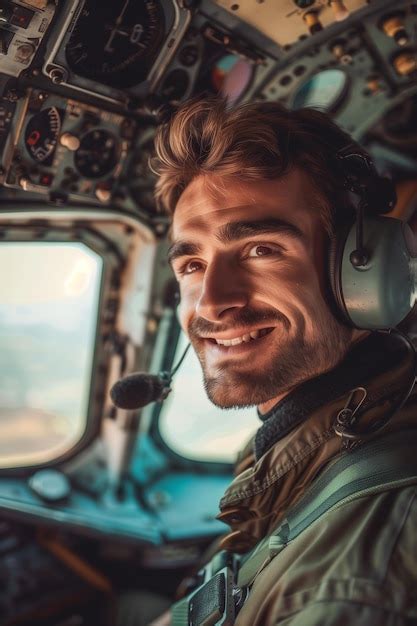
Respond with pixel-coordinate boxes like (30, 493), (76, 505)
(151, 96), (358, 235)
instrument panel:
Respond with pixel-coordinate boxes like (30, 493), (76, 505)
(0, 1), (56, 78)
(42, 0), (191, 106)
(1, 86), (136, 204)
(0, 0), (416, 224)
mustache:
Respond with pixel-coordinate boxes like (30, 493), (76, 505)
(188, 308), (290, 338)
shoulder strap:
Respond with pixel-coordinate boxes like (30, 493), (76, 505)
(237, 428), (417, 588)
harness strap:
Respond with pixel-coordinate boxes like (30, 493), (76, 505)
(171, 428), (417, 625)
(237, 428), (417, 587)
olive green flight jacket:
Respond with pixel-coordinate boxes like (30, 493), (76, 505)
(216, 333), (417, 625)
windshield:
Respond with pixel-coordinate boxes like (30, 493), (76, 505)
(159, 331), (259, 462)
(0, 242), (102, 468)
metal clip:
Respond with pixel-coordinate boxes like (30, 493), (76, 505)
(334, 387), (367, 440)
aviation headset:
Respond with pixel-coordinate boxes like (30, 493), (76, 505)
(328, 143), (416, 330)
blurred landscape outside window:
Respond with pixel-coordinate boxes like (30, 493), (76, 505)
(0, 242), (102, 468)
(159, 331), (259, 462)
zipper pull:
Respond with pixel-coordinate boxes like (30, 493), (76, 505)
(334, 387), (367, 441)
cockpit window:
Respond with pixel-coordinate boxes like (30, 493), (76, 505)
(159, 331), (259, 463)
(0, 242), (102, 468)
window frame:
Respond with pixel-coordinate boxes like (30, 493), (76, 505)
(0, 203), (155, 475)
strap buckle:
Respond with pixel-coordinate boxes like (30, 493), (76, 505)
(171, 565), (235, 626)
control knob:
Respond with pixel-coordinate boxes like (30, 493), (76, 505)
(303, 11), (322, 35)
(60, 132), (80, 151)
(329, 0), (349, 22)
(381, 14), (409, 46)
(15, 42), (36, 63)
(393, 51), (417, 77)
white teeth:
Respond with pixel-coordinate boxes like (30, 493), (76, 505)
(219, 338), (235, 346)
(214, 328), (272, 345)
(216, 337), (243, 346)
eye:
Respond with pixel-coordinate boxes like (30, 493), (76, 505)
(178, 259), (203, 276)
(246, 244), (283, 258)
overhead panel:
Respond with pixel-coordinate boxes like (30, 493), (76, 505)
(212, 0), (368, 48)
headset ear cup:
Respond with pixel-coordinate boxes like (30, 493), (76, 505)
(339, 216), (414, 329)
(328, 229), (352, 326)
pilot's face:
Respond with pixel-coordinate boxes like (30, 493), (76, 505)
(170, 169), (353, 412)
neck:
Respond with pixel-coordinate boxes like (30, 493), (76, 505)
(258, 390), (292, 415)
(254, 329), (413, 460)
(257, 328), (369, 416)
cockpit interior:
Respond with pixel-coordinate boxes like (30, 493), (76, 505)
(0, 0), (417, 624)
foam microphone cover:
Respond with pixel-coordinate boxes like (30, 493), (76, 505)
(110, 373), (167, 409)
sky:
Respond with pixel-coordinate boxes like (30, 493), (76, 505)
(0, 242), (102, 467)
(0, 242), (101, 330)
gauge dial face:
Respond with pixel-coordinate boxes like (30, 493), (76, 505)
(24, 107), (64, 166)
(292, 69), (348, 112)
(65, 0), (166, 89)
(212, 55), (253, 105)
(74, 129), (119, 179)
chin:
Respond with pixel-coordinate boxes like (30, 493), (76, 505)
(204, 372), (281, 410)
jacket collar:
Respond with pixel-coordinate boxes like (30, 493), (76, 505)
(254, 331), (414, 460)
(217, 330), (416, 553)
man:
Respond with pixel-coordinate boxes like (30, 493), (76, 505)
(139, 96), (417, 625)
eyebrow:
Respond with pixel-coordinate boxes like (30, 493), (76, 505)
(167, 218), (304, 267)
(217, 218), (304, 244)
(167, 241), (202, 267)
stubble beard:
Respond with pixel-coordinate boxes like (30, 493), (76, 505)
(191, 313), (353, 410)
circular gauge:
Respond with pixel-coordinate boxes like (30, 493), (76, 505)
(221, 59), (253, 103)
(211, 55), (234, 91)
(292, 69), (348, 112)
(74, 129), (119, 179)
(211, 55), (253, 105)
(24, 107), (64, 166)
(65, 0), (166, 89)
(29, 469), (71, 502)
(159, 69), (189, 101)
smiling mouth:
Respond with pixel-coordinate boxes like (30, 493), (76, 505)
(207, 327), (275, 347)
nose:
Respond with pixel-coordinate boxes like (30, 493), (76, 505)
(196, 259), (249, 322)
